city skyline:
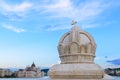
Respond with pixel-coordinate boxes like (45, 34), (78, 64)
(0, 0), (120, 68)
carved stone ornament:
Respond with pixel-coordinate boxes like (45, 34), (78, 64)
(49, 20), (104, 80)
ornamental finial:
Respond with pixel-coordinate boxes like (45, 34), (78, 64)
(71, 20), (77, 26)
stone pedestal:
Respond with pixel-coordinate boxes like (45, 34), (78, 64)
(49, 64), (104, 80)
(49, 20), (104, 80)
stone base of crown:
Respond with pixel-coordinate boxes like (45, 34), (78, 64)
(49, 63), (104, 80)
(50, 79), (102, 80)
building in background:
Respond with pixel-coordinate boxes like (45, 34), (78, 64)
(0, 69), (4, 77)
(15, 62), (43, 78)
(0, 68), (13, 78)
(105, 68), (120, 76)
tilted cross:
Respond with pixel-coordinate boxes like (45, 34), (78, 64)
(71, 20), (77, 26)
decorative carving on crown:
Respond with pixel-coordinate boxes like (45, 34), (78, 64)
(49, 21), (104, 80)
(58, 21), (96, 64)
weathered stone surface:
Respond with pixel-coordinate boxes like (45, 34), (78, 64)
(49, 64), (104, 79)
(49, 20), (104, 80)
(58, 21), (96, 64)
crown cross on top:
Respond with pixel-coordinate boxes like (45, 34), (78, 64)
(71, 20), (77, 26)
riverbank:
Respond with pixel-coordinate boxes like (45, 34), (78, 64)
(0, 76), (119, 80)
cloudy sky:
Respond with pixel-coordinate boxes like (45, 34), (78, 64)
(0, 0), (120, 68)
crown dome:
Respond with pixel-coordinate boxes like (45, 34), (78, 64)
(58, 21), (96, 64)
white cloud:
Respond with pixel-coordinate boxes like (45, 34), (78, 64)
(0, 1), (33, 20)
(95, 57), (102, 60)
(44, 0), (70, 9)
(2, 24), (26, 33)
(33, 0), (112, 30)
(37, 0), (110, 21)
(0, 0), (116, 31)
(81, 23), (100, 29)
(46, 24), (71, 31)
(38, 0), (73, 18)
(1, 2), (32, 12)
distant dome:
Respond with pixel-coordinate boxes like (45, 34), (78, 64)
(58, 21), (96, 64)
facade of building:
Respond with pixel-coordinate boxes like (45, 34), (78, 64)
(105, 68), (120, 76)
(0, 68), (13, 77)
(0, 69), (4, 77)
(15, 62), (43, 78)
(4, 69), (13, 77)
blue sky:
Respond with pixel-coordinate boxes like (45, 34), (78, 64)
(0, 0), (120, 68)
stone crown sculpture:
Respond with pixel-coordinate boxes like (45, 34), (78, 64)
(58, 20), (96, 64)
(49, 20), (104, 80)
